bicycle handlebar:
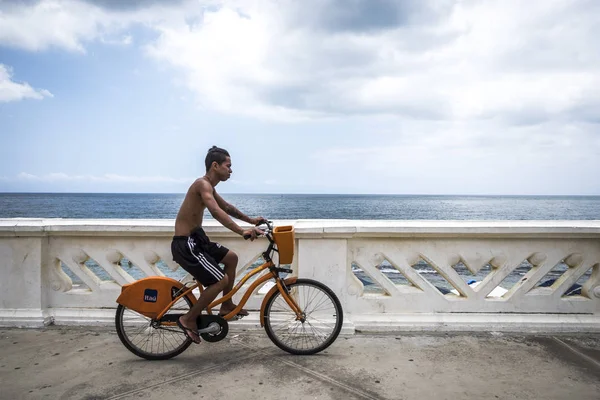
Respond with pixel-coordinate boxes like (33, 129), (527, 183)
(243, 219), (273, 240)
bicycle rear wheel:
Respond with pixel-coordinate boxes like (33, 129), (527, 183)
(263, 278), (343, 355)
(115, 295), (193, 360)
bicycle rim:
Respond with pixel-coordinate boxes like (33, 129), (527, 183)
(263, 279), (343, 355)
(115, 295), (193, 360)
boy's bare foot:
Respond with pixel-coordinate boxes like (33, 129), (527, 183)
(177, 316), (201, 344)
(218, 304), (249, 317)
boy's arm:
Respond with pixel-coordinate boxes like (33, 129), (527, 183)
(196, 181), (250, 236)
(214, 191), (263, 225)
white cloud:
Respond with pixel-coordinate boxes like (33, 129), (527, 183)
(140, 0), (600, 122)
(0, 0), (154, 52)
(12, 172), (192, 184)
(0, 0), (104, 52)
(0, 0), (203, 52)
(1, 1), (598, 122)
(100, 34), (133, 46)
(16, 172), (40, 180)
(0, 64), (53, 102)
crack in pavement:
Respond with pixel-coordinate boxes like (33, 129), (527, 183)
(551, 337), (600, 370)
(233, 338), (386, 400)
(104, 349), (265, 400)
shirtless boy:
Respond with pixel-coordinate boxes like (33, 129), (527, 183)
(171, 146), (265, 343)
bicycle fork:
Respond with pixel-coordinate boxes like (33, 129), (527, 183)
(275, 275), (305, 322)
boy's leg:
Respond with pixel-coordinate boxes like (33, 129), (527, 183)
(221, 250), (238, 298)
(219, 250), (249, 316)
(179, 275), (229, 343)
(172, 234), (229, 343)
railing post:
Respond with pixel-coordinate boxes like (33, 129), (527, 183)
(296, 236), (355, 333)
(0, 226), (50, 327)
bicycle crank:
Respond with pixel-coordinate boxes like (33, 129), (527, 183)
(196, 314), (229, 342)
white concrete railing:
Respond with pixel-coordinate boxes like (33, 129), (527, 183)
(1, 219), (599, 332)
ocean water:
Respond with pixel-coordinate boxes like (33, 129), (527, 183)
(1, 193), (597, 294)
(1, 192), (600, 220)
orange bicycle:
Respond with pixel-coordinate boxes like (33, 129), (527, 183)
(114, 221), (343, 360)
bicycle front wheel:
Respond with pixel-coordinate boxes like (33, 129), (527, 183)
(263, 278), (343, 355)
(115, 294), (194, 360)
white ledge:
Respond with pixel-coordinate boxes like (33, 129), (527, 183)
(1, 218), (600, 238)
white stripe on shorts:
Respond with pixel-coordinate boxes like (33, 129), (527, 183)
(188, 237), (224, 281)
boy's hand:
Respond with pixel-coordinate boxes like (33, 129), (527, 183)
(250, 216), (267, 226)
(242, 227), (264, 241)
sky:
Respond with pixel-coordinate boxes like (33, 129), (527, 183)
(0, 0), (599, 195)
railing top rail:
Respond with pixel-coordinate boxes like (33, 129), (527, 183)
(1, 218), (600, 238)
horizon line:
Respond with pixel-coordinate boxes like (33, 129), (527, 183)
(1, 191), (600, 197)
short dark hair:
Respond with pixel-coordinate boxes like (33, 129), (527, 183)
(205, 146), (230, 171)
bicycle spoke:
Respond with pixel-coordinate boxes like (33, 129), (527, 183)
(127, 323), (153, 342)
(306, 291), (330, 314)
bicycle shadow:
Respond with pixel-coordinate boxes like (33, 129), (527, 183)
(118, 340), (268, 366)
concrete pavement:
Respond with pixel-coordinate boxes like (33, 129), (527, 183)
(0, 326), (599, 400)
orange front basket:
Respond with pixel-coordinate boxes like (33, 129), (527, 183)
(273, 225), (295, 264)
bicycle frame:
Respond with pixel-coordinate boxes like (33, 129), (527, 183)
(155, 259), (303, 323)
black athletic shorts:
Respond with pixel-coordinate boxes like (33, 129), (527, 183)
(171, 227), (229, 287)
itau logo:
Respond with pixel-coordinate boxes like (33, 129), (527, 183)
(143, 289), (158, 303)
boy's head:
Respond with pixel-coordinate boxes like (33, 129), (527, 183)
(205, 146), (230, 172)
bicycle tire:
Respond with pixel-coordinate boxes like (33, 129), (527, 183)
(115, 295), (194, 360)
(263, 278), (343, 355)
